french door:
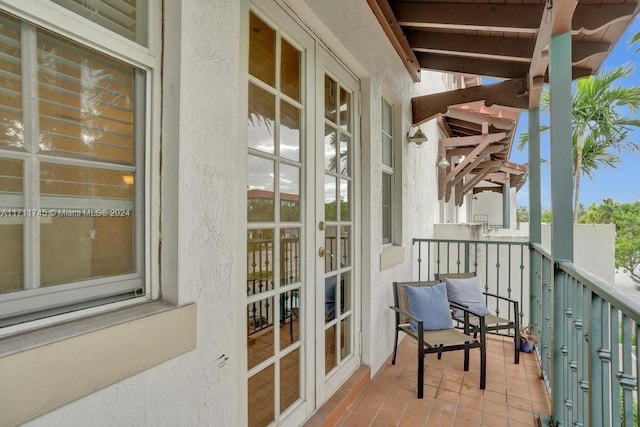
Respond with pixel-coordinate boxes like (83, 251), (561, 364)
(246, 3), (359, 425)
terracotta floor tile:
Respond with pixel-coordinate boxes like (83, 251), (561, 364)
(339, 413), (373, 427)
(481, 412), (509, 427)
(398, 415), (426, 427)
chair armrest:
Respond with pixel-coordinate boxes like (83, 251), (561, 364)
(450, 301), (486, 318)
(483, 292), (518, 304)
(389, 306), (423, 324)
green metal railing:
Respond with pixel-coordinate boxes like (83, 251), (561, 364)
(417, 237), (640, 426)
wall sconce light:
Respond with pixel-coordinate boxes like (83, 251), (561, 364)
(122, 175), (134, 185)
(436, 154), (450, 168)
(407, 125), (428, 147)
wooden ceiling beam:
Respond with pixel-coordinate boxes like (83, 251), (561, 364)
(460, 166), (502, 203)
(416, 53), (530, 79)
(394, 3), (636, 34)
(446, 144), (507, 189)
(366, 0), (421, 82)
(441, 132), (507, 148)
(412, 79), (527, 125)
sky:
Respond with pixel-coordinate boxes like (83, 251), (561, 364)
(509, 17), (640, 210)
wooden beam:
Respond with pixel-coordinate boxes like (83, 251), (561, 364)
(366, 0), (421, 82)
(473, 186), (503, 194)
(394, 3), (544, 33)
(440, 132), (507, 148)
(446, 144), (507, 158)
(412, 79), (528, 124)
(446, 144), (506, 191)
(445, 109), (516, 131)
(408, 31), (534, 62)
(394, 3), (636, 34)
(416, 53), (530, 79)
(483, 172), (510, 184)
(462, 166), (501, 196)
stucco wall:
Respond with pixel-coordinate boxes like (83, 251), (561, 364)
(472, 188), (517, 228)
(23, 0), (452, 425)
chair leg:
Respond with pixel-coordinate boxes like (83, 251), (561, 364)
(480, 336), (486, 390)
(464, 345), (469, 371)
(417, 347), (424, 399)
(392, 329), (399, 365)
(514, 326), (521, 364)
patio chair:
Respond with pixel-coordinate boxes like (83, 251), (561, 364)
(390, 280), (486, 398)
(435, 272), (520, 364)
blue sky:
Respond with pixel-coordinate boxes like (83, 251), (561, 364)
(509, 17), (640, 210)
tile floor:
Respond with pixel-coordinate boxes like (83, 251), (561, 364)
(334, 335), (551, 426)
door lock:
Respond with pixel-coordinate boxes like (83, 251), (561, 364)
(318, 247), (334, 258)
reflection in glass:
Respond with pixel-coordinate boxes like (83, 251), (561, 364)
(325, 324), (337, 374)
(249, 12), (276, 87)
(41, 216), (134, 287)
(37, 29), (138, 164)
(0, 159), (22, 193)
(325, 275), (337, 322)
(324, 225), (337, 274)
(0, 12), (23, 151)
(280, 38), (301, 102)
(339, 86), (351, 132)
(339, 133), (350, 176)
(382, 134), (392, 167)
(341, 316), (351, 359)
(324, 125), (337, 172)
(280, 101), (301, 162)
(247, 296), (275, 370)
(280, 348), (301, 413)
(382, 173), (392, 243)
(339, 179), (350, 221)
(324, 75), (337, 123)
(40, 164), (133, 200)
(280, 229), (300, 285)
(279, 164), (300, 222)
(0, 223), (22, 293)
(341, 272), (351, 316)
(324, 175), (337, 222)
(280, 288), (301, 348)
(248, 363), (275, 427)
(248, 83), (275, 154)
(247, 229), (274, 297)
(247, 156), (275, 222)
(382, 99), (392, 135)
(340, 226), (351, 268)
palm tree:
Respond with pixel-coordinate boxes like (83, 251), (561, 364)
(519, 65), (640, 221)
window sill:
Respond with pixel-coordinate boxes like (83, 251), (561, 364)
(380, 245), (405, 271)
(0, 301), (197, 425)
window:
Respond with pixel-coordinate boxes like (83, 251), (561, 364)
(0, 2), (154, 329)
(381, 98), (393, 244)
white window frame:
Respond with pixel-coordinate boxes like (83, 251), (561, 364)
(0, 0), (161, 336)
(381, 97), (394, 245)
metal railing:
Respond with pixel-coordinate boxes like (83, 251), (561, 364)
(416, 237), (640, 426)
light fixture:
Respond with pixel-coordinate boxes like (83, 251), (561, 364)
(436, 154), (450, 168)
(407, 125), (428, 147)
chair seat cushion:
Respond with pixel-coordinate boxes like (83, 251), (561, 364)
(405, 282), (454, 331)
(444, 277), (491, 318)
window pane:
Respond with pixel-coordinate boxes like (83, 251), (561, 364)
(280, 348), (301, 413)
(247, 156), (275, 222)
(247, 229), (274, 298)
(279, 164), (300, 222)
(247, 295), (275, 369)
(382, 172), (391, 243)
(324, 75), (337, 124)
(248, 83), (275, 154)
(382, 134), (392, 167)
(40, 163), (134, 200)
(0, 222), (22, 293)
(41, 215), (134, 286)
(324, 125), (336, 172)
(280, 101), (300, 162)
(280, 38), (300, 102)
(324, 225), (337, 274)
(0, 159), (23, 194)
(249, 12), (275, 87)
(340, 225), (351, 268)
(280, 288), (301, 349)
(0, 12), (23, 151)
(324, 174), (336, 222)
(248, 363), (275, 427)
(37, 29), (138, 164)
(339, 87), (351, 132)
(382, 99), (392, 134)
(51, 0), (148, 45)
(339, 179), (350, 221)
(341, 316), (351, 359)
(339, 133), (350, 176)
(325, 324), (337, 374)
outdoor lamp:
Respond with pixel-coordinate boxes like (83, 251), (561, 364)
(407, 125), (428, 146)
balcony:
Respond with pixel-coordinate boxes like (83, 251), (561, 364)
(308, 237), (639, 426)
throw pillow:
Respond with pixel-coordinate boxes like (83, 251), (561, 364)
(444, 276), (491, 318)
(404, 282), (454, 331)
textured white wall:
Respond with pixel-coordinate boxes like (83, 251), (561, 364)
(472, 188), (517, 228)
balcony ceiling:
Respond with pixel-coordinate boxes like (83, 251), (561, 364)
(367, 0), (640, 112)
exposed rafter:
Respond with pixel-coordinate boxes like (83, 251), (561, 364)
(413, 80), (527, 125)
(441, 132), (507, 148)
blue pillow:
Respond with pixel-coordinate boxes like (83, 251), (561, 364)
(444, 277), (491, 318)
(404, 283), (454, 331)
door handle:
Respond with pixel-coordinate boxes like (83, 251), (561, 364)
(318, 247), (334, 258)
